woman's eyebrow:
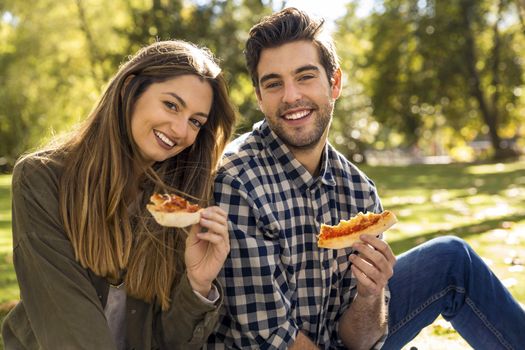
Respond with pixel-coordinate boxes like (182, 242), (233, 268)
(162, 92), (186, 108)
(162, 92), (209, 118)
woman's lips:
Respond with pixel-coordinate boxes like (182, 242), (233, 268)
(154, 129), (176, 149)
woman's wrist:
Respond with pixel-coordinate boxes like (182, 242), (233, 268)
(187, 274), (212, 297)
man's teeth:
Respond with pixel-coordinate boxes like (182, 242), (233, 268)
(284, 110), (310, 120)
(154, 130), (174, 147)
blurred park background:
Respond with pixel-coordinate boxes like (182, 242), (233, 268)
(1, 0), (524, 348)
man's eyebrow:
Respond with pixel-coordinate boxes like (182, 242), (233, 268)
(259, 65), (321, 86)
(295, 65), (320, 75)
(162, 92), (208, 118)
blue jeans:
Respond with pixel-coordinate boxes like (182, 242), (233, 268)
(383, 236), (525, 350)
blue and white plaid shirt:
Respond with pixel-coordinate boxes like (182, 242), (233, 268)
(206, 120), (389, 349)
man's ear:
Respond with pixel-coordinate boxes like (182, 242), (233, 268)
(255, 87), (265, 113)
(121, 74), (135, 99)
(330, 68), (342, 100)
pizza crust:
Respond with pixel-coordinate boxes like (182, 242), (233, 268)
(317, 211), (397, 249)
(146, 193), (203, 227)
(147, 205), (202, 227)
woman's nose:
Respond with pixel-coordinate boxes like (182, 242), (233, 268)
(170, 116), (189, 139)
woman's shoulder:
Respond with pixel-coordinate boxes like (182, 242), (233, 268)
(12, 150), (66, 190)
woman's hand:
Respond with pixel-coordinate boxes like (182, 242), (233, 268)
(185, 206), (230, 297)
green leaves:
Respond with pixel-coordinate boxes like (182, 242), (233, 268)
(333, 0), (525, 161)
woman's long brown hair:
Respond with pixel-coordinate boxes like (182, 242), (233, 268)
(52, 40), (235, 309)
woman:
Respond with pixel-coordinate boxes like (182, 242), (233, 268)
(2, 40), (236, 349)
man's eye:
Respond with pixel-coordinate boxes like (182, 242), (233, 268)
(299, 75), (314, 81)
(163, 101), (179, 111)
(265, 81), (281, 89)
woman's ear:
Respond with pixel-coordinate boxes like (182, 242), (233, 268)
(121, 74), (135, 99)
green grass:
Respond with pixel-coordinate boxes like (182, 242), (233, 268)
(0, 161), (524, 348)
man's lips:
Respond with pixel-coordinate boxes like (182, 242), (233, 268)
(154, 130), (176, 149)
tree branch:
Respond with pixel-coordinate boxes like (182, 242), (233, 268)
(75, 0), (102, 82)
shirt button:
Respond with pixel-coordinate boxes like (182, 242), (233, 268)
(131, 309), (136, 314)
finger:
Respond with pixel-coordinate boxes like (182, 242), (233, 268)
(351, 264), (381, 296)
(199, 218), (228, 240)
(189, 222), (202, 235)
(360, 235), (397, 266)
(186, 230), (203, 247)
(352, 242), (391, 276)
(199, 216), (227, 232)
(349, 254), (384, 285)
(200, 209), (227, 227)
(196, 232), (230, 254)
(202, 206), (228, 220)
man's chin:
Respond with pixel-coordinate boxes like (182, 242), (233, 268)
(282, 135), (324, 150)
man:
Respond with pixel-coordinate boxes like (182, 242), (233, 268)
(206, 7), (525, 350)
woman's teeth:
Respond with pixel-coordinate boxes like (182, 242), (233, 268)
(154, 130), (174, 147)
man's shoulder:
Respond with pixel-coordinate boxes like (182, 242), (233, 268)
(218, 130), (269, 176)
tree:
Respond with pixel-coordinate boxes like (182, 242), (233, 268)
(0, 0), (99, 165)
(352, 0), (524, 160)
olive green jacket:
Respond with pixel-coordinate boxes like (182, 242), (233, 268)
(2, 155), (221, 349)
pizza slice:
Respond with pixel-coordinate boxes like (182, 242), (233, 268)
(317, 210), (397, 249)
(146, 193), (203, 227)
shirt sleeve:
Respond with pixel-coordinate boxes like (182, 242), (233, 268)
(193, 283), (220, 305)
(8, 157), (117, 349)
(206, 173), (299, 349)
(159, 273), (223, 349)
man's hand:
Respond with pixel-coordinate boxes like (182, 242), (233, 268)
(350, 235), (396, 298)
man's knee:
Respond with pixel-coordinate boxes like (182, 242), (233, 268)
(422, 235), (473, 268)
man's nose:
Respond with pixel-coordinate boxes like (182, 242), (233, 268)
(282, 83), (301, 104)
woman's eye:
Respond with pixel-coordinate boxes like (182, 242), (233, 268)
(163, 101), (179, 111)
(190, 119), (203, 128)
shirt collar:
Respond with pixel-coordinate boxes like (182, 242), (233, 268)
(255, 120), (336, 191)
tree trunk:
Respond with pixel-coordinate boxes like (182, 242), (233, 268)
(517, 0), (525, 35)
(460, 0), (508, 159)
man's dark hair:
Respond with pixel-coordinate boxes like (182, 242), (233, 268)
(244, 7), (340, 89)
